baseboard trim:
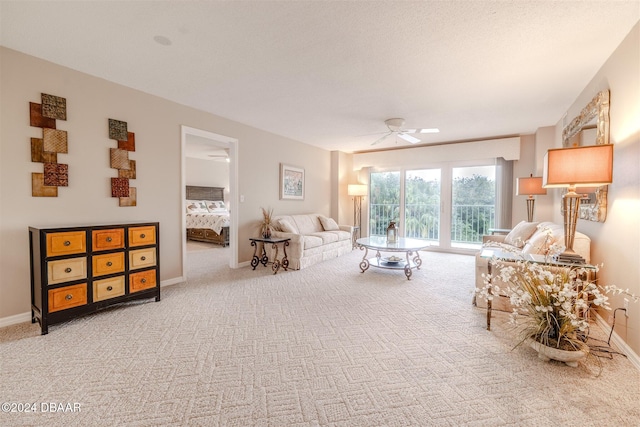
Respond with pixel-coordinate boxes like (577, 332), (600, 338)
(2, 278), (184, 329)
(595, 312), (640, 371)
(0, 312), (32, 328)
(161, 276), (185, 287)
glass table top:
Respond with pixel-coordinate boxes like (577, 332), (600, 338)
(356, 236), (430, 251)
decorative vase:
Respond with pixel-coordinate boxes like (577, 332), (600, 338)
(528, 339), (587, 367)
(262, 226), (271, 239)
(386, 221), (397, 243)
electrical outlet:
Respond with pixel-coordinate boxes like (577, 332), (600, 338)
(624, 298), (629, 316)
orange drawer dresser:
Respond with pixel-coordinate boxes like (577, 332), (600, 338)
(29, 222), (160, 334)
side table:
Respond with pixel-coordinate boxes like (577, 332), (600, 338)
(249, 237), (290, 274)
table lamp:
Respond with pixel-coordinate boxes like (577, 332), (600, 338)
(516, 174), (547, 222)
(543, 144), (613, 262)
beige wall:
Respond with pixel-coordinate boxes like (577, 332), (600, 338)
(186, 157), (230, 203)
(553, 23), (640, 356)
(0, 47), (331, 323)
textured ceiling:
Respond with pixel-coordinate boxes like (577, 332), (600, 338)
(1, 1), (638, 153)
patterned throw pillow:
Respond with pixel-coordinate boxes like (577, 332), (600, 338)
(186, 200), (208, 214)
(206, 200), (228, 214)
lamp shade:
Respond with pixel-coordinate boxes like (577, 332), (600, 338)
(516, 176), (547, 196)
(348, 184), (367, 196)
(543, 144), (613, 188)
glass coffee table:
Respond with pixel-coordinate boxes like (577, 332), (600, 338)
(356, 236), (430, 280)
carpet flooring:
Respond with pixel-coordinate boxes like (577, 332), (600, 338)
(1, 247), (639, 426)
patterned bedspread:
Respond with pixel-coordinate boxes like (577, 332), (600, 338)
(186, 213), (230, 234)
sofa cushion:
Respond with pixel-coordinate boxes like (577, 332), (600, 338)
(302, 235), (324, 249)
(504, 221), (539, 248)
(319, 216), (339, 231)
(309, 232), (339, 244)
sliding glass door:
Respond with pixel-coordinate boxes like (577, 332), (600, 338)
(405, 168), (441, 242)
(451, 165), (496, 249)
(368, 163), (496, 250)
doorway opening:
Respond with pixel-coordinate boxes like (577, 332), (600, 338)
(180, 126), (239, 278)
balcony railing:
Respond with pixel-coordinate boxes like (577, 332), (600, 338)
(369, 203), (495, 245)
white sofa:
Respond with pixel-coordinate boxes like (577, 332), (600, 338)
(475, 221), (591, 311)
(269, 214), (353, 270)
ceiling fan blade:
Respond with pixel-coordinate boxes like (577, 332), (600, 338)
(371, 131), (393, 145)
(398, 133), (421, 144)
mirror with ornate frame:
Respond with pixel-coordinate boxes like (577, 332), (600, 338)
(561, 90), (610, 222)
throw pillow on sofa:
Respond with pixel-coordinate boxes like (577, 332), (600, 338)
(319, 216), (340, 231)
(275, 219), (296, 233)
(504, 221), (539, 248)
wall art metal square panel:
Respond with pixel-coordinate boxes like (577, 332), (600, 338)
(118, 160), (136, 179)
(118, 132), (136, 152)
(32, 173), (58, 197)
(29, 93), (68, 197)
(31, 138), (58, 163)
(119, 187), (137, 207)
(110, 148), (131, 170)
(30, 103), (57, 129)
(43, 128), (68, 153)
(111, 177), (130, 198)
(43, 163), (69, 187)
(108, 119), (128, 141)
(41, 93), (67, 120)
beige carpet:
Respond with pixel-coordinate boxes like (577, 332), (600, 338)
(1, 248), (639, 426)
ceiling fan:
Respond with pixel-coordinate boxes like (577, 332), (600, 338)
(371, 118), (439, 146)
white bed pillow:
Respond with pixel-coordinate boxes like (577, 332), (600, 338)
(319, 216), (340, 231)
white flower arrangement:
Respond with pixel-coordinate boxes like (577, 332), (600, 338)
(476, 241), (638, 353)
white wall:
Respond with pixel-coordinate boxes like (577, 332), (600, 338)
(552, 23), (640, 356)
(0, 47), (331, 322)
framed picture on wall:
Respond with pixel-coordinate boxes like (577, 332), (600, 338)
(280, 163), (305, 200)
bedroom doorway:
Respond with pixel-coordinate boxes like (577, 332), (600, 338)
(181, 125), (239, 277)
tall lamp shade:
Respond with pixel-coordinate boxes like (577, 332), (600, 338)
(347, 184), (368, 197)
(543, 144), (613, 261)
(347, 184), (367, 242)
(516, 175), (547, 222)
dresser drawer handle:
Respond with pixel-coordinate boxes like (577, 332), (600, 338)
(141, 256), (146, 261)
(106, 261), (113, 267)
(64, 240), (71, 246)
(107, 286), (113, 291)
(141, 278), (147, 284)
(65, 267), (72, 273)
(140, 233), (146, 239)
(106, 237), (113, 242)
(65, 294), (73, 300)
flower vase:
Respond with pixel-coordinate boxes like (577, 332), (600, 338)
(262, 226), (271, 239)
(528, 339), (587, 367)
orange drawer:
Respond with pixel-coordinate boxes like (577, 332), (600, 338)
(47, 257), (87, 285)
(128, 226), (156, 247)
(46, 231), (86, 257)
(129, 269), (156, 293)
(92, 252), (125, 277)
(93, 276), (125, 302)
(92, 228), (124, 251)
(129, 248), (156, 270)
(48, 283), (87, 312)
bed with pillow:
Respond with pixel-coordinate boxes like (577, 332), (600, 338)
(185, 186), (230, 247)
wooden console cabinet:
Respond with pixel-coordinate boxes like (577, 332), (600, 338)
(29, 222), (160, 334)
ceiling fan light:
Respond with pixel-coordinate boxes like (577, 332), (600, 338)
(420, 128), (440, 134)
